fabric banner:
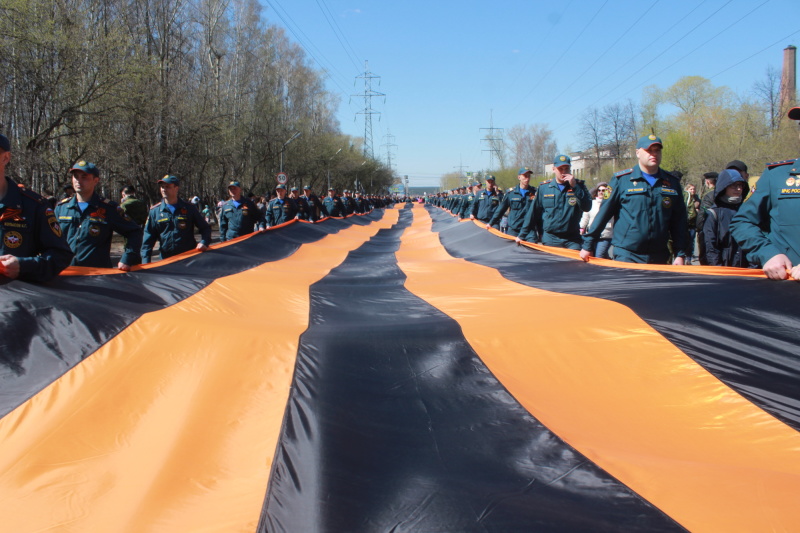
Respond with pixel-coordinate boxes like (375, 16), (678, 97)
(1, 205), (798, 532)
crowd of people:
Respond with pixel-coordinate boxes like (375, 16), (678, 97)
(3, 105), (800, 283)
(0, 135), (393, 282)
(429, 106), (800, 281)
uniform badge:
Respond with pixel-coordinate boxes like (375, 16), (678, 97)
(177, 220), (187, 230)
(48, 215), (62, 237)
(568, 197), (577, 206)
(3, 230), (22, 248)
(89, 225), (101, 237)
(662, 196), (672, 208)
(787, 177), (796, 187)
(89, 207), (106, 219)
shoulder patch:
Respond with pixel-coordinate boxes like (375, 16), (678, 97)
(614, 168), (633, 177)
(19, 187), (45, 203)
(766, 159), (796, 169)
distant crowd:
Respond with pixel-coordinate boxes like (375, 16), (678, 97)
(0, 136), (394, 283)
(427, 106), (800, 281)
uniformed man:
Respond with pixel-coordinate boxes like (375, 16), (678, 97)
(219, 180), (265, 241)
(473, 175), (503, 222)
(459, 182), (479, 219)
(55, 161), (143, 270)
(521, 154), (591, 248)
(341, 189), (357, 215)
(299, 185), (323, 221)
(266, 184), (299, 227)
(354, 191), (369, 213)
(730, 107), (800, 280)
(488, 167), (537, 237)
(580, 135), (687, 264)
(322, 187), (345, 217)
(141, 175), (212, 263)
(0, 133), (73, 281)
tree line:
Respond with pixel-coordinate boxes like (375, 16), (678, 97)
(0, 0), (394, 205)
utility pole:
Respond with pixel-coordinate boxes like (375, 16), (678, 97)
(327, 148), (342, 190)
(382, 131), (397, 171)
(280, 132), (302, 173)
(353, 61), (384, 159)
(480, 110), (504, 171)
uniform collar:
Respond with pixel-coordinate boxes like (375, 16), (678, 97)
(65, 192), (102, 209)
(160, 198), (185, 211)
(0, 176), (23, 209)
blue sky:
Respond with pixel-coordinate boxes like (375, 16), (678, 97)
(262, 0), (800, 186)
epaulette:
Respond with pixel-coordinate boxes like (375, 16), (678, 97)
(766, 159), (796, 169)
(150, 203), (161, 210)
(542, 179), (552, 184)
(59, 197), (71, 204)
(614, 168), (633, 177)
(102, 197), (119, 207)
(18, 186), (46, 203)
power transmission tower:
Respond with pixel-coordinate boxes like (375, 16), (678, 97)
(353, 61), (384, 159)
(480, 110), (504, 170)
(382, 131), (397, 171)
(453, 157), (469, 187)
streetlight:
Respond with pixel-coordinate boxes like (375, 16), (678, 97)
(327, 148), (342, 190)
(279, 132), (302, 173)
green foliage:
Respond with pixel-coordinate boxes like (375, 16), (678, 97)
(660, 130), (691, 174)
(0, 0), (391, 203)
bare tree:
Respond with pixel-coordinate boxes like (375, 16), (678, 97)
(753, 65), (782, 132)
(579, 107), (604, 176)
(506, 124), (556, 175)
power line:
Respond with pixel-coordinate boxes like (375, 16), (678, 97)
(316, 0), (363, 72)
(515, 0), (661, 123)
(709, 30), (800, 81)
(548, 0), (775, 139)
(263, 0), (358, 104)
(499, 0), (610, 123)
(529, 0), (722, 129)
(353, 61), (384, 158)
(480, 110), (504, 170)
(509, 0), (577, 86)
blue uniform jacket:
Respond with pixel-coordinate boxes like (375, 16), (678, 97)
(459, 193), (476, 219)
(529, 179), (592, 241)
(730, 158), (800, 266)
(266, 197), (299, 226)
(55, 193), (142, 267)
(583, 166), (687, 261)
(298, 194), (323, 221)
(489, 186), (536, 233)
(219, 197), (265, 241)
(474, 190), (502, 222)
(1, 177), (73, 281)
(141, 198), (212, 263)
(341, 196), (357, 215)
(322, 196), (345, 217)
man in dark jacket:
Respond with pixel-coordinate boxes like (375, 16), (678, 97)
(581, 135), (687, 264)
(141, 175), (212, 263)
